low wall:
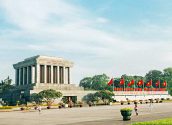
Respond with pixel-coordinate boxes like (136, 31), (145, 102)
(114, 91), (169, 95)
(113, 91), (171, 101)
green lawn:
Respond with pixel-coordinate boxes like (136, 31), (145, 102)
(132, 118), (172, 125)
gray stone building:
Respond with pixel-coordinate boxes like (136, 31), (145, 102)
(13, 55), (73, 86)
(13, 55), (95, 103)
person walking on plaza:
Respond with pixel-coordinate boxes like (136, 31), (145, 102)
(134, 103), (138, 116)
(149, 99), (153, 111)
(38, 105), (42, 113)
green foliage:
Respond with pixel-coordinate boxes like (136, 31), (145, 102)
(164, 68), (172, 87)
(79, 74), (113, 91)
(61, 96), (69, 104)
(131, 118), (172, 125)
(145, 70), (163, 88)
(30, 93), (42, 104)
(91, 74), (109, 90)
(0, 76), (14, 93)
(116, 74), (143, 88)
(0, 106), (13, 109)
(168, 88), (172, 96)
(38, 89), (62, 106)
(120, 108), (132, 111)
(83, 90), (114, 104)
(80, 67), (172, 95)
(79, 77), (92, 90)
(82, 93), (99, 104)
(95, 90), (114, 103)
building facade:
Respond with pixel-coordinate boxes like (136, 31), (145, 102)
(13, 55), (73, 86)
(13, 55), (95, 103)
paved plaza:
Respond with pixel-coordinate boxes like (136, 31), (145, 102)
(0, 103), (172, 125)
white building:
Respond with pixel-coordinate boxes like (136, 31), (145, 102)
(13, 55), (95, 102)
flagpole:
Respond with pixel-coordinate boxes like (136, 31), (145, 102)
(166, 80), (168, 92)
(159, 79), (160, 91)
(159, 79), (160, 98)
(124, 79), (125, 91)
(151, 79), (152, 96)
(113, 78), (114, 92)
(143, 79), (145, 98)
(143, 79), (144, 91)
(134, 80), (135, 92)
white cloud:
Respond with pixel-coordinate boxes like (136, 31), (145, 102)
(0, 0), (172, 83)
(96, 17), (109, 23)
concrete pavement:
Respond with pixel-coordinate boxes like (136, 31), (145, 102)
(0, 102), (172, 125)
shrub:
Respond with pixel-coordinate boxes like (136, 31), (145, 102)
(77, 101), (83, 105)
(0, 106), (12, 109)
(120, 108), (132, 112)
(77, 101), (83, 107)
(120, 101), (124, 105)
(58, 102), (64, 108)
(159, 100), (163, 103)
(127, 100), (131, 105)
(161, 98), (164, 100)
(134, 101), (138, 104)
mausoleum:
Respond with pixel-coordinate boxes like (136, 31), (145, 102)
(13, 55), (95, 102)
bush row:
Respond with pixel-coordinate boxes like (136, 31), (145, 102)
(0, 106), (13, 109)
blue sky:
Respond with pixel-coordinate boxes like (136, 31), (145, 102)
(0, 0), (172, 84)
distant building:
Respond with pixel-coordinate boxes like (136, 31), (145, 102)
(13, 55), (73, 86)
(13, 55), (95, 103)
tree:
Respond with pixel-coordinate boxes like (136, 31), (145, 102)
(121, 74), (134, 88)
(38, 89), (62, 107)
(79, 74), (113, 91)
(95, 90), (114, 104)
(91, 74), (109, 90)
(163, 67), (172, 94)
(91, 74), (112, 91)
(163, 67), (172, 87)
(30, 93), (42, 104)
(79, 77), (92, 90)
(145, 70), (163, 88)
(83, 90), (114, 105)
(0, 76), (14, 93)
(82, 93), (98, 104)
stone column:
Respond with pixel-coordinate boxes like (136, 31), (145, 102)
(20, 68), (23, 85)
(32, 65), (35, 84)
(23, 67), (25, 85)
(27, 66), (29, 84)
(28, 66), (31, 84)
(36, 64), (40, 84)
(57, 66), (59, 84)
(68, 67), (70, 84)
(29, 66), (31, 84)
(18, 68), (20, 85)
(24, 67), (27, 85)
(44, 65), (47, 84)
(65, 67), (68, 84)
(59, 66), (62, 84)
(51, 65), (53, 84)
(15, 69), (17, 86)
(63, 66), (65, 84)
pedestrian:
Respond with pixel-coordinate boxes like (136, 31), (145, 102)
(38, 105), (42, 113)
(134, 103), (138, 116)
(34, 105), (38, 110)
(149, 99), (153, 111)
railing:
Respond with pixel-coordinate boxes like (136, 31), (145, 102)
(114, 88), (167, 91)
